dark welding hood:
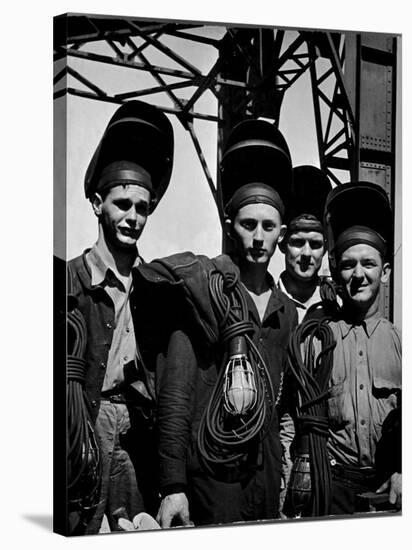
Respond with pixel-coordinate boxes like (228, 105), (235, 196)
(220, 119), (293, 214)
(324, 181), (393, 272)
(84, 100), (174, 213)
(288, 165), (332, 224)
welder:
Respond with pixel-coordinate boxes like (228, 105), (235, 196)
(67, 100), (174, 533)
(323, 181), (401, 514)
(133, 119), (298, 527)
(277, 165), (332, 513)
(278, 165), (332, 322)
(285, 182), (401, 516)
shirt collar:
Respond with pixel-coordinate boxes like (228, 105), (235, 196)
(243, 273), (284, 325)
(278, 271), (321, 310)
(278, 272), (298, 304)
(338, 313), (383, 339)
(86, 242), (141, 290)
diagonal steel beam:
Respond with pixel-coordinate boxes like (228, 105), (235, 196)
(186, 119), (220, 218)
(53, 66), (67, 86)
(63, 48), (195, 79)
(182, 55), (224, 114)
(326, 33), (356, 129)
(66, 66), (107, 97)
(114, 78), (198, 100)
(125, 33), (162, 61)
(55, 88), (221, 122)
(136, 50), (187, 112)
(128, 20), (202, 76)
(324, 127), (346, 153)
(162, 29), (220, 47)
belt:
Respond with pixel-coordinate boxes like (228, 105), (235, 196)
(101, 381), (153, 407)
(101, 384), (127, 398)
(330, 460), (376, 484)
(100, 392), (127, 404)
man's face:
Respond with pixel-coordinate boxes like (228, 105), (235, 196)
(230, 203), (284, 265)
(284, 231), (324, 282)
(93, 184), (151, 250)
(337, 243), (390, 310)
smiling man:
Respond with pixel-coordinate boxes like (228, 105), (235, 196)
(67, 101), (174, 533)
(323, 182), (402, 515)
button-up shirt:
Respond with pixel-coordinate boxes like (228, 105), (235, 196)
(278, 271), (322, 324)
(326, 315), (401, 468)
(86, 243), (140, 392)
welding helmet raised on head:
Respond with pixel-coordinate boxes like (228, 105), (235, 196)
(324, 181), (393, 274)
(220, 119), (293, 218)
(84, 100), (174, 213)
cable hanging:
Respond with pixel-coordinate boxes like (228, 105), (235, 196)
(197, 269), (282, 475)
(67, 303), (102, 533)
(285, 306), (336, 517)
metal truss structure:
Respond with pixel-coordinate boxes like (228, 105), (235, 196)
(54, 13), (399, 319)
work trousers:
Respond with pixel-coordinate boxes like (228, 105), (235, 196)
(85, 401), (144, 534)
(187, 436), (282, 526)
(330, 463), (377, 515)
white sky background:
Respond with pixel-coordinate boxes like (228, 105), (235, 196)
(59, 26), (324, 281)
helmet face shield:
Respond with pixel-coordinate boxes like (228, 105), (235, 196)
(287, 165), (332, 225)
(220, 119), (293, 215)
(324, 181), (393, 274)
(85, 100), (174, 213)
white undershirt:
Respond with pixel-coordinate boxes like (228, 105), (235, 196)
(245, 287), (272, 322)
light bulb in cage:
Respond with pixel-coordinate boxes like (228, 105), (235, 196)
(223, 335), (257, 415)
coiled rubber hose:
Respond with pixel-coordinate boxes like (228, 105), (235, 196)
(67, 305), (102, 531)
(197, 270), (282, 472)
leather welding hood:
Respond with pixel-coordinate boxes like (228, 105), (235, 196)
(278, 165), (332, 254)
(84, 100), (174, 212)
(220, 119), (293, 215)
(287, 165), (332, 225)
(324, 181), (393, 272)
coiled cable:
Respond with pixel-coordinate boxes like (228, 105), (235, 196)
(286, 316), (336, 516)
(67, 304), (102, 532)
(197, 270), (281, 473)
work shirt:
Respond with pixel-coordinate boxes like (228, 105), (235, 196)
(326, 315), (401, 468)
(86, 244), (140, 392)
(278, 272), (322, 323)
(158, 286), (297, 497)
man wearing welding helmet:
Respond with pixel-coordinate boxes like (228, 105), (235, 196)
(323, 182), (401, 514)
(67, 100), (174, 533)
(277, 165), (332, 511)
(278, 165), (332, 322)
(140, 120), (297, 527)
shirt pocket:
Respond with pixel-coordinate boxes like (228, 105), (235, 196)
(372, 374), (400, 428)
(327, 381), (349, 428)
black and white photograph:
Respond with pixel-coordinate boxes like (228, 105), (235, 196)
(4, 1), (412, 548)
(52, 10), (403, 538)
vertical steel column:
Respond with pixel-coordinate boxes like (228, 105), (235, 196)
(344, 34), (398, 321)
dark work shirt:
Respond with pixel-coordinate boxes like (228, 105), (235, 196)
(157, 281), (298, 494)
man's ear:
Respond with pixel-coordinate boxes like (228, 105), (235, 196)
(381, 262), (391, 284)
(91, 193), (103, 217)
(278, 225), (287, 253)
(224, 218), (234, 240)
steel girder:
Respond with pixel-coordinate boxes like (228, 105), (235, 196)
(54, 14), (399, 319)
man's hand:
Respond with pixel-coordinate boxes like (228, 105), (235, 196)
(376, 472), (402, 509)
(156, 492), (192, 528)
